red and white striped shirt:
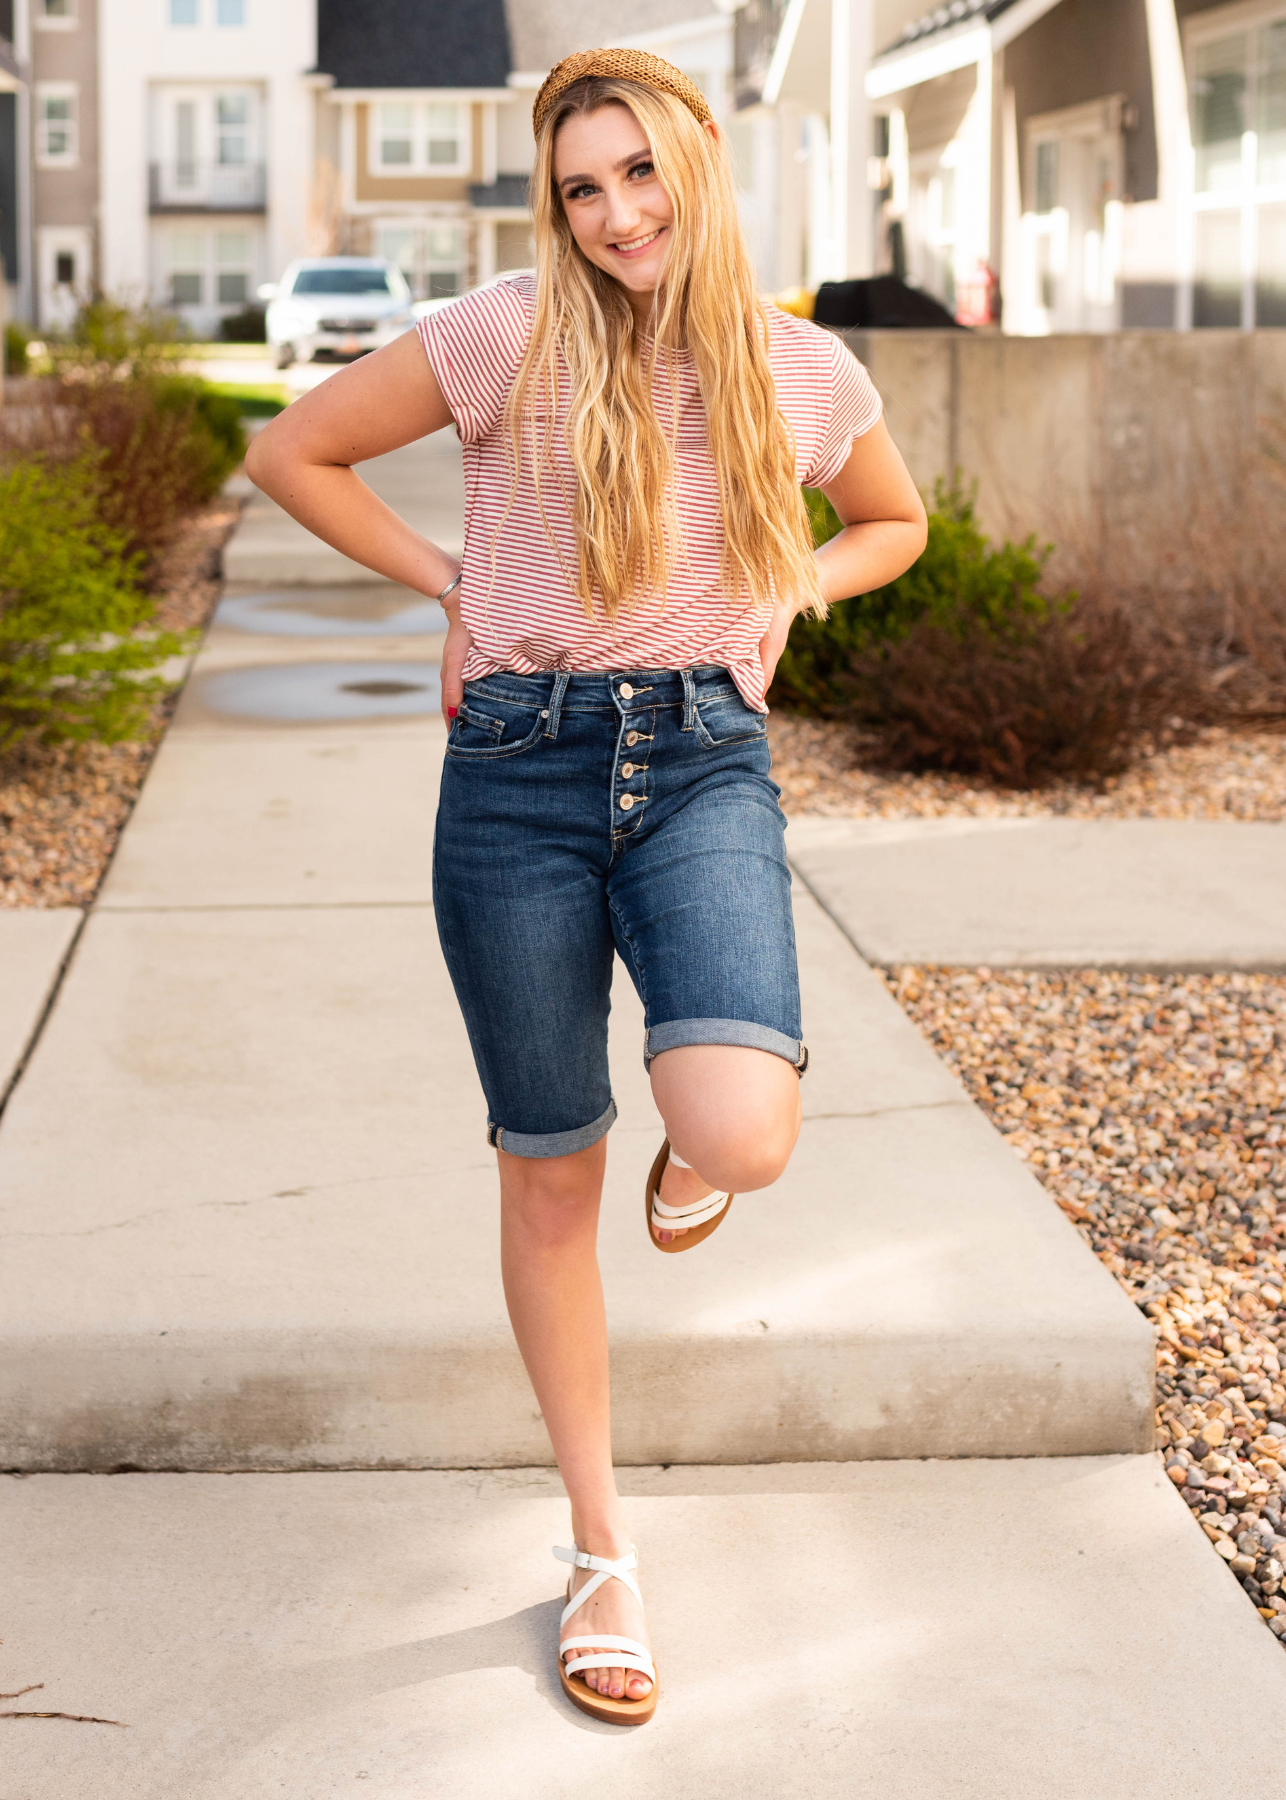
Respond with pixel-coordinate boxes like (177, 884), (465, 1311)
(418, 274), (882, 709)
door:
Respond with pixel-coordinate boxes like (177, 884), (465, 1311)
(1022, 99), (1124, 333)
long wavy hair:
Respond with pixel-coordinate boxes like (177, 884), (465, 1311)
(505, 77), (824, 622)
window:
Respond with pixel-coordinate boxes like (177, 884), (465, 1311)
(165, 226), (257, 311)
(169, 229), (204, 305)
(216, 231), (250, 303)
(170, 0), (199, 24)
(375, 221), (464, 299)
(291, 267), (399, 296)
(55, 250), (76, 284)
(1188, 15), (1286, 327)
(36, 0), (78, 26)
(216, 93), (249, 166)
(371, 102), (467, 174)
(216, 0), (245, 24)
(378, 105), (414, 167)
(36, 85), (78, 166)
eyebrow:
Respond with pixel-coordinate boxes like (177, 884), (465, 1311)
(557, 148), (653, 189)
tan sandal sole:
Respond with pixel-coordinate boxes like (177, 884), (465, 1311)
(645, 1138), (734, 1254)
(558, 1658), (658, 1725)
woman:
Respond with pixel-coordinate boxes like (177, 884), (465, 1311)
(247, 48), (926, 1727)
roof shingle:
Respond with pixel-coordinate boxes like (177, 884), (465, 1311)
(317, 0), (511, 91)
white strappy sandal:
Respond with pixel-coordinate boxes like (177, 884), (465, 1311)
(554, 1543), (658, 1726)
(646, 1137), (733, 1254)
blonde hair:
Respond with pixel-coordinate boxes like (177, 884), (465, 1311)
(505, 78), (824, 622)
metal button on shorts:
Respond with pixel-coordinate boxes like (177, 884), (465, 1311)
(619, 794), (635, 810)
(619, 682), (634, 699)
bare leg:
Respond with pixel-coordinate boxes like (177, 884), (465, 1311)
(649, 1044), (802, 1241)
(498, 1141), (651, 1701)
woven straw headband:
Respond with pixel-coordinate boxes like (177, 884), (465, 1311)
(532, 47), (714, 141)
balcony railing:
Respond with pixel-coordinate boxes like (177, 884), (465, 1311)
(149, 160), (267, 213)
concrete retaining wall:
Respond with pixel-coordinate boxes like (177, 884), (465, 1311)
(838, 329), (1286, 592)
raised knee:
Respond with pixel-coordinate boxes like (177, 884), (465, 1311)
(683, 1130), (795, 1195)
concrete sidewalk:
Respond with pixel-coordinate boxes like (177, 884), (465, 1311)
(0, 450), (1154, 1469)
(0, 909), (81, 1099)
(4, 1458), (1283, 1799)
(788, 815), (1286, 970)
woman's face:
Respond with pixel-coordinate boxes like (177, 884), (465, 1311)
(552, 103), (674, 306)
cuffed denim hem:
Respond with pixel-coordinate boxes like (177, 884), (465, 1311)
(486, 1098), (618, 1159)
(642, 1019), (808, 1075)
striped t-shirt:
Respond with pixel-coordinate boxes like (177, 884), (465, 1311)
(417, 274), (882, 710)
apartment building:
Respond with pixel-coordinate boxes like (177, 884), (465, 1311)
(99, 0), (316, 338)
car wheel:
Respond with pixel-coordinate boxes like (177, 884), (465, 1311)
(274, 342), (294, 370)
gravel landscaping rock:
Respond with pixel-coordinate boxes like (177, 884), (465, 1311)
(770, 715), (1286, 820)
(885, 963), (1286, 1647)
(0, 500), (239, 911)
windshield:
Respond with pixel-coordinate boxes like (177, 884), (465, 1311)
(291, 268), (399, 297)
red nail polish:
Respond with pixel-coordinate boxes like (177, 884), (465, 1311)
(447, 706), (458, 719)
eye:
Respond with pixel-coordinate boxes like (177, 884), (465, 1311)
(564, 180), (598, 201)
(627, 159), (655, 181)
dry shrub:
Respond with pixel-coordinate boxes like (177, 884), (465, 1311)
(2, 300), (244, 576)
(843, 596), (1203, 788)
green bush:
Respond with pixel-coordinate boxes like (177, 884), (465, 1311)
(770, 479), (1056, 715)
(4, 320), (31, 377)
(220, 304), (267, 343)
(0, 454), (193, 752)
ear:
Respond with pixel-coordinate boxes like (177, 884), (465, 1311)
(702, 118), (722, 148)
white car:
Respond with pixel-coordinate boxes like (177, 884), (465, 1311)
(258, 258), (416, 369)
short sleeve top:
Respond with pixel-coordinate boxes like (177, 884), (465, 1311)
(418, 274), (882, 709)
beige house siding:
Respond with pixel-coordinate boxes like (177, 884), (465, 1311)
(32, 0), (99, 240)
(352, 99), (477, 205)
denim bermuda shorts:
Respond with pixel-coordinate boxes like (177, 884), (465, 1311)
(432, 665), (806, 1158)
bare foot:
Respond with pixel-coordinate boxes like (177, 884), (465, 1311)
(652, 1154), (718, 1245)
(560, 1551), (653, 1702)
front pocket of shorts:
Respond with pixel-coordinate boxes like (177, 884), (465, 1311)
(692, 690), (769, 748)
(446, 693), (545, 759)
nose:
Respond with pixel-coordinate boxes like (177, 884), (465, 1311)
(602, 180), (644, 243)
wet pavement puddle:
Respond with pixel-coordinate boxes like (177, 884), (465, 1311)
(214, 589), (447, 637)
(194, 661), (441, 723)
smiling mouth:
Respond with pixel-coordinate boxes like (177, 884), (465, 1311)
(609, 227), (665, 258)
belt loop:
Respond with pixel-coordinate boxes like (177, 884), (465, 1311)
(544, 671), (570, 738)
(680, 667), (697, 733)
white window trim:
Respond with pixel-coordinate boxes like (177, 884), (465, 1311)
(162, 224), (259, 312)
(35, 82), (80, 168)
(35, 0), (79, 32)
(368, 101), (471, 178)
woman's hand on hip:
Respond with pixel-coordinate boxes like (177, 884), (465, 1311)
(757, 598), (795, 692)
(440, 609), (472, 724)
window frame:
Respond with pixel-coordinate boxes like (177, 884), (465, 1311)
(35, 82), (80, 168)
(163, 224), (258, 314)
(168, 0), (200, 26)
(368, 100), (470, 178)
(35, 0), (78, 31)
(215, 0), (246, 26)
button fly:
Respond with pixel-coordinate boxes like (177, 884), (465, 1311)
(621, 762), (635, 777)
(619, 794), (635, 811)
(625, 731), (640, 746)
(619, 683), (634, 699)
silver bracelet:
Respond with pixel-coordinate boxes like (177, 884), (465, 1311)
(436, 571), (462, 604)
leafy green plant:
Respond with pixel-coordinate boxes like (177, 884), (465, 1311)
(771, 478), (1057, 715)
(4, 320), (31, 377)
(0, 454), (192, 752)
